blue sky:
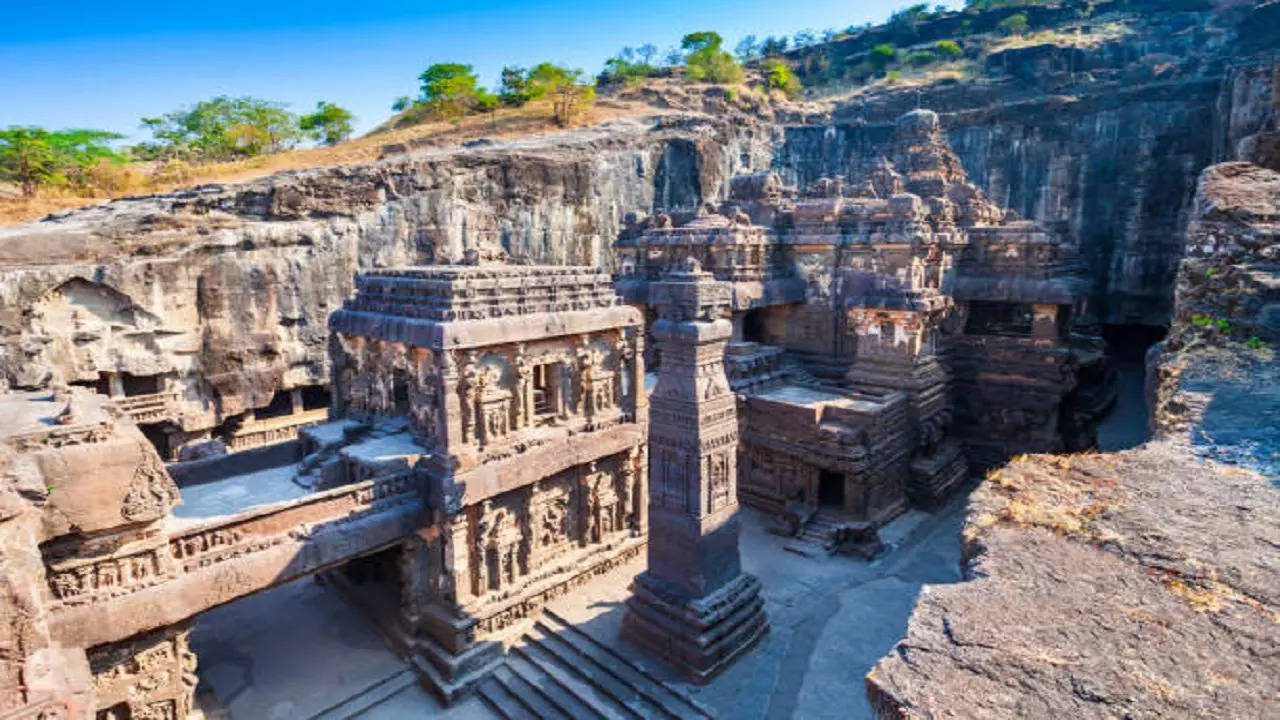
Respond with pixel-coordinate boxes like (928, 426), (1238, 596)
(1, 1), (961, 143)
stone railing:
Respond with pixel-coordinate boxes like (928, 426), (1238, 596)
(113, 391), (179, 424)
(47, 470), (422, 648)
(227, 407), (330, 451)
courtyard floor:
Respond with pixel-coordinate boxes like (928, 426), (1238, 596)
(190, 492), (969, 719)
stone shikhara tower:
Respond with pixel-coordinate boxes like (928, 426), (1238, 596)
(623, 257), (768, 682)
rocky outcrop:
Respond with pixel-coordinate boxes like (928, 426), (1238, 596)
(0, 115), (774, 444)
(866, 442), (1277, 719)
(865, 158), (1279, 717)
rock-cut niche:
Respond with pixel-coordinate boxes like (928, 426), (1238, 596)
(653, 138), (702, 216)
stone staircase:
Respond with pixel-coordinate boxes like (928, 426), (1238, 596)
(783, 509), (842, 557)
(307, 668), (418, 719)
(476, 609), (714, 719)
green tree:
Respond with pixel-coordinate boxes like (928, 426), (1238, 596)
(934, 40), (963, 59)
(0, 127), (124, 195)
(418, 63), (481, 119)
(760, 36), (789, 56)
(527, 62), (579, 100)
(137, 96), (300, 160)
(499, 66), (532, 107)
(602, 52), (659, 85)
(391, 96), (414, 112)
(513, 64), (595, 125)
(735, 35), (760, 62)
(636, 44), (659, 66)
(682, 31), (744, 84)
(998, 12), (1030, 35)
(0, 127), (58, 195)
(761, 59), (803, 97)
(870, 44), (898, 71)
(299, 101), (355, 145)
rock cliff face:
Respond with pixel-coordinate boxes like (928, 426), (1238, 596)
(865, 158), (1279, 717)
(776, 0), (1280, 326)
(0, 116), (773, 447)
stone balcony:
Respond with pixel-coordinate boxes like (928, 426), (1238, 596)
(227, 407), (331, 452)
(113, 391), (180, 425)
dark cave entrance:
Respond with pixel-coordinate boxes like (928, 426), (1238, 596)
(138, 422), (176, 460)
(743, 309), (766, 344)
(1096, 324), (1169, 451)
(818, 470), (845, 509)
(333, 545), (405, 624)
(300, 385), (330, 411)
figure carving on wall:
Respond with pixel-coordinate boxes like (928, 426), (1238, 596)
(460, 351), (479, 443)
(121, 443), (180, 522)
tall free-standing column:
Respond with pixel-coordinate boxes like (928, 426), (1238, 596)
(622, 258), (768, 683)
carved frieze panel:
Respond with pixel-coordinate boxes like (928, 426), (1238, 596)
(90, 625), (196, 720)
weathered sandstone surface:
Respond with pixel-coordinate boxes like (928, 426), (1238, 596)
(866, 158), (1279, 717)
(0, 116), (773, 445)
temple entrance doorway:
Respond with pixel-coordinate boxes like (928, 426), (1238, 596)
(818, 470), (844, 508)
(743, 309), (766, 343)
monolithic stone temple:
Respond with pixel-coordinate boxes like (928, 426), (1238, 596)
(616, 109), (1111, 548)
(0, 109), (1120, 719)
(323, 260), (650, 698)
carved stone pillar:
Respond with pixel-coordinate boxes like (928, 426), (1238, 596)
(622, 258), (768, 683)
(630, 328), (647, 422)
(398, 532), (434, 635)
(440, 351), (465, 451)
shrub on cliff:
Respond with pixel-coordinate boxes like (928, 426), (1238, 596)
(601, 46), (661, 85)
(998, 13), (1030, 35)
(870, 43), (898, 71)
(762, 59), (803, 97)
(682, 31), (744, 84)
(601, 56), (659, 85)
(908, 50), (937, 67)
(935, 40), (964, 59)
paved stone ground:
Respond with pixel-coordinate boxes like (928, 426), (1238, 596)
(545, 500), (969, 720)
(191, 577), (491, 719)
(1097, 362), (1148, 451)
(173, 462), (307, 520)
(188, 496), (968, 719)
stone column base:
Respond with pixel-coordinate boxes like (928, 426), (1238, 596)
(622, 571), (769, 684)
(906, 439), (968, 508)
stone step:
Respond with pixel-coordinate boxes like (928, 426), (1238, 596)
(512, 636), (635, 720)
(504, 653), (605, 719)
(525, 621), (668, 718)
(477, 672), (536, 720)
(494, 662), (573, 720)
(783, 540), (825, 557)
(308, 668), (416, 720)
(539, 610), (714, 719)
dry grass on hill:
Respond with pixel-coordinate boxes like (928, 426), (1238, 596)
(0, 97), (656, 228)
